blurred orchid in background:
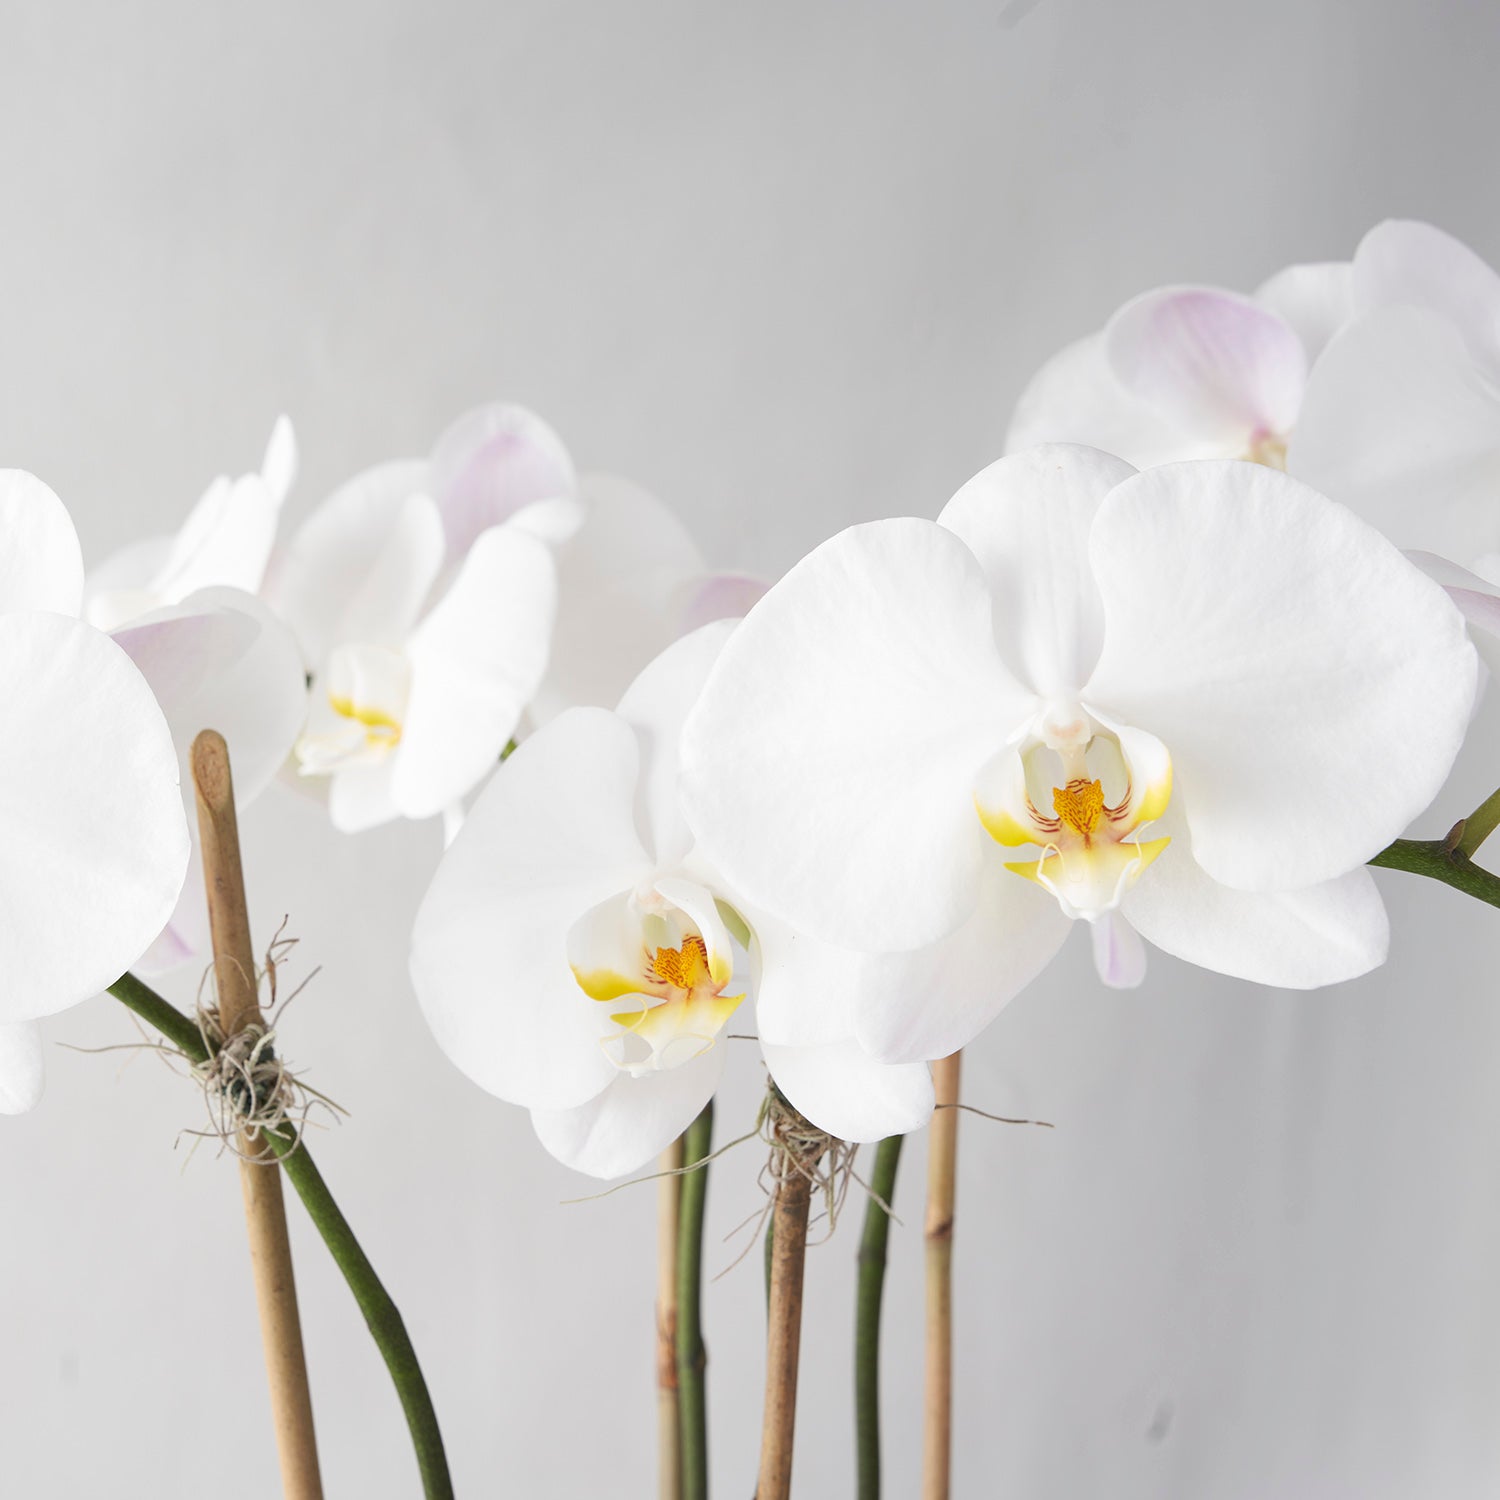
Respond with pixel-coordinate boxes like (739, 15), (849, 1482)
(269, 403), (582, 835)
(82, 416), (298, 632)
(73, 420), (309, 972)
(1006, 264), (1351, 469)
(679, 445), (1476, 1063)
(410, 624), (932, 1179)
(0, 473), (188, 1112)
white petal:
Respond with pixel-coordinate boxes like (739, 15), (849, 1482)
(1085, 461), (1477, 891)
(260, 415), (298, 508)
(1353, 219), (1500, 370)
(938, 444), (1134, 698)
(531, 475), (708, 722)
(83, 537), (174, 631)
(264, 460), (429, 665)
(410, 707), (650, 1110)
(851, 842), (1071, 1062)
(1122, 803), (1388, 988)
(680, 519), (1032, 953)
(1291, 306), (1500, 557)
(746, 902), (860, 1048)
(764, 1038), (933, 1143)
(148, 464), (281, 605)
(0, 615), (187, 1022)
(1253, 261), (1353, 362)
(392, 522), (558, 820)
(1005, 334), (1199, 469)
(114, 588), (308, 806)
(428, 402), (576, 559)
(334, 493), (446, 652)
(0, 1021), (45, 1115)
(1104, 286), (1307, 447)
(616, 621), (737, 867)
(0, 471), (84, 616)
(1090, 910), (1147, 989)
(113, 590), (307, 972)
(329, 762), (401, 833)
(531, 1047), (724, 1179)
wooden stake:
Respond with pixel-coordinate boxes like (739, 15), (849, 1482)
(757, 1149), (817, 1500)
(922, 1050), (962, 1500)
(657, 1136), (684, 1500)
(193, 729), (323, 1500)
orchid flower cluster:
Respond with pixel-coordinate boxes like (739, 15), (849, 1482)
(6, 218), (1500, 1201)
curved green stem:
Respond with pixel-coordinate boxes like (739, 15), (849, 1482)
(107, 974), (454, 1500)
(676, 1102), (713, 1500)
(1370, 837), (1500, 909)
(1458, 786), (1500, 860)
(855, 1136), (903, 1500)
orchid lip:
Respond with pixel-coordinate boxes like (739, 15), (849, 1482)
(567, 883), (745, 1079)
(975, 704), (1173, 921)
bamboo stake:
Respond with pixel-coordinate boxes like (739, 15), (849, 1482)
(922, 1051), (962, 1500)
(657, 1135), (685, 1500)
(757, 1140), (819, 1500)
(193, 729), (323, 1500)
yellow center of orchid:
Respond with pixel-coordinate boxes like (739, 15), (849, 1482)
(568, 896), (746, 1078)
(974, 712), (1173, 922)
(1052, 778), (1104, 838)
(328, 695), (404, 752)
(646, 933), (714, 990)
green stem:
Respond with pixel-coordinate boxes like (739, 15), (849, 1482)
(855, 1136), (903, 1500)
(106, 974), (454, 1500)
(1458, 785), (1500, 859)
(676, 1101), (713, 1500)
(1369, 838), (1500, 909)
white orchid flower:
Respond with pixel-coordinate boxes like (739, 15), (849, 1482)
(267, 402), (583, 834)
(0, 473), (189, 1113)
(82, 416), (296, 631)
(677, 446), (1477, 1063)
(1292, 220), (1500, 560)
(73, 424), (309, 971)
(410, 624), (932, 1178)
(1007, 267), (1352, 471)
(530, 474), (766, 722)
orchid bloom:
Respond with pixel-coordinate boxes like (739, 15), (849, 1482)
(267, 402), (583, 833)
(73, 424), (308, 971)
(1292, 220), (1500, 562)
(0, 473), (189, 1113)
(677, 446), (1476, 1063)
(82, 416), (296, 631)
(1007, 268), (1352, 472)
(529, 474), (766, 721)
(410, 624), (932, 1178)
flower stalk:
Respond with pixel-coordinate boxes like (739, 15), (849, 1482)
(856, 1134), (904, 1500)
(104, 969), (455, 1500)
(658, 1136), (685, 1500)
(923, 1052), (962, 1500)
(677, 1102), (713, 1500)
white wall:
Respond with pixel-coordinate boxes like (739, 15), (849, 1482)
(3, 2), (1500, 1494)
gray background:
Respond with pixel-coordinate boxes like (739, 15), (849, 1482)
(3, 1), (1500, 1495)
